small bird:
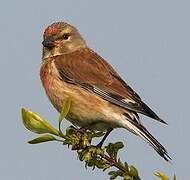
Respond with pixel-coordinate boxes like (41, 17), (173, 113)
(40, 22), (171, 161)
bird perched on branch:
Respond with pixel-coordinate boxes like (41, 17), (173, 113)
(40, 21), (171, 161)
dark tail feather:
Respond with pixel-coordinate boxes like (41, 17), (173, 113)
(125, 119), (171, 161)
(137, 124), (171, 161)
(140, 101), (168, 125)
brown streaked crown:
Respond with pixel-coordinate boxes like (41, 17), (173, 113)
(44, 22), (73, 38)
(44, 23), (62, 37)
(42, 22), (86, 59)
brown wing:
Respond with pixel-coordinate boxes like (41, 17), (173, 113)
(54, 48), (166, 124)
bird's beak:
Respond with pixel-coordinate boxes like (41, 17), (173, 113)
(42, 39), (55, 49)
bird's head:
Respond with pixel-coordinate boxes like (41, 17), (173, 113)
(42, 22), (86, 60)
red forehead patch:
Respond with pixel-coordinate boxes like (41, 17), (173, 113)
(44, 25), (61, 36)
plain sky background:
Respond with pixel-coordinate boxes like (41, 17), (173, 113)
(0, 0), (189, 179)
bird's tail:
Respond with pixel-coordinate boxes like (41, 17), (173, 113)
(122, 119), (171, 161)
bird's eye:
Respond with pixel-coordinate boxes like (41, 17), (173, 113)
(63, 33), (70, 40)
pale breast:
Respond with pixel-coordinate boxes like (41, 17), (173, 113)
(40, 59), (125, 130)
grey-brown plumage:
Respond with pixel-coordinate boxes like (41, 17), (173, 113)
(40, 22), (171, 161)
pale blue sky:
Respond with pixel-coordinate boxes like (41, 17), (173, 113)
(0, 0), (189, 179)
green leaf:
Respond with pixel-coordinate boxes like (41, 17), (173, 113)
(108, 170), (125, 179)
(66, 126), (77, 136)
(117, 158), (124, 168)
(114, 142), (124, 149)
(173, 174), (176, 180)
(28, 134), (57, 144)
(95, 147), (104, 156)
(106, 142), (124, 158)
(21, 108), (59, 136)
(108, 171), (118, 179)
(124, 162), (128, 169)
(123, 174), (131, 180)
(92, 131), (105, 138)
(129, 165), (139, 178)
(95, 159), (110, 170)
(154, 171), (169, 180)
(58, 97), (71, 133)
(82, 151), (92, 161)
